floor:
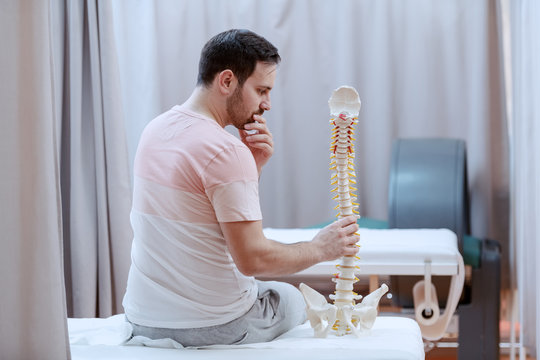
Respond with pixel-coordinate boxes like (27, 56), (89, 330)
(421, 324), (533, 360)
(426, 351), (533, 360)
(421, 315), (533, 359)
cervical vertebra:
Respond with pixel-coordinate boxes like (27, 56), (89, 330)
(300, 86), (388, 337)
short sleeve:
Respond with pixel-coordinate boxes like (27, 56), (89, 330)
(203, 144), (262, 222)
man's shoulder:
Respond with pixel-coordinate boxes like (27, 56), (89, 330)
(148, 106), (249, 158)
(171, 107), (247, 152)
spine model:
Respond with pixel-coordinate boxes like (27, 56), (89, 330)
(329, 109), (361, 336)
(299, 86), (388, 338)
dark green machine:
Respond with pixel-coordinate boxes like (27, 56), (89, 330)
(387, 138), (500, 359)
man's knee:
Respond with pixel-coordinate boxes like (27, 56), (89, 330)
(257, 281), (306, 324)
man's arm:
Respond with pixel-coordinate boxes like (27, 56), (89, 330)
(220, 215), (360, 277)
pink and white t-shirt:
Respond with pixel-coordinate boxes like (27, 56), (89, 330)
(122, 105), (262, 329)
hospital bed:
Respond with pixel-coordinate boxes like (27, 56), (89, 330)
(67, 229), (430, 360)
(69, 314), (425, 360)
(68, 234), (428, 360)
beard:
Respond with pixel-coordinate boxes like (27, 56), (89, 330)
(226, 85), (263, 129)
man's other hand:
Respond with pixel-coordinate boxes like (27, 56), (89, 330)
(239, 114), (273, 175)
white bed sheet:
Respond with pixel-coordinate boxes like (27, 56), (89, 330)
(69, 314), (425, 360)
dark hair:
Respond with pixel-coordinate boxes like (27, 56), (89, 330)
(197, 29), (280, 87)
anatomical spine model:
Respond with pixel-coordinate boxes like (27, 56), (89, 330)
(300, 86), (388, 337)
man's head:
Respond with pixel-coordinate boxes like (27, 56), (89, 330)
(224, 60), (276, 129)
(197, 29), (280, 87)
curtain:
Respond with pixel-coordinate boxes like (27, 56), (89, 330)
(60, 0), (132, 318)
(506, 0), (540, 357)
(1, 0), (132, 355)
(0, 1), (70, 358)
(112, 0), (510, 285)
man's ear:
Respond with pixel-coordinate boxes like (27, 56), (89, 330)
(216, 69), (237, 95)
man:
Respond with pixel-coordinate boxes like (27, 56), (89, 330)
(122, 29), (360, 346)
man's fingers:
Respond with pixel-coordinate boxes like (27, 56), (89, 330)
(252, 114), (267, 124)
(245, 133), (272, 144)
(333, 216), (359, 237)
(245, 115), (269, 132)
(337, 215), (358, 227)
(344, 246), (360, 256)
(342, 222), (359, 235)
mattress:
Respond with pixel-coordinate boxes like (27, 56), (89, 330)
(69, 314), (425, 360)
(263, 227), (460, 276)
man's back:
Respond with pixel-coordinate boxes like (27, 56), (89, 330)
(123, 105), (262, 329)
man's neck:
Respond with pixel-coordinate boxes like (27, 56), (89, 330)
(183, 86), (228, 128)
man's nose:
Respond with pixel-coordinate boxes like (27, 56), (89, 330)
(261, 98), (271, 111)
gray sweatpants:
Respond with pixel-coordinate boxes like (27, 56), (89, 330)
(127, 280), (307, 347)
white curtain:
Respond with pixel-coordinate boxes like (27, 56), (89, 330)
(506, 0), (540, 357)
(1, 0), (133, 356)
(0, 1), (69, 358)
(112, 0), (509, 284)
(60, 0), (132, 318)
